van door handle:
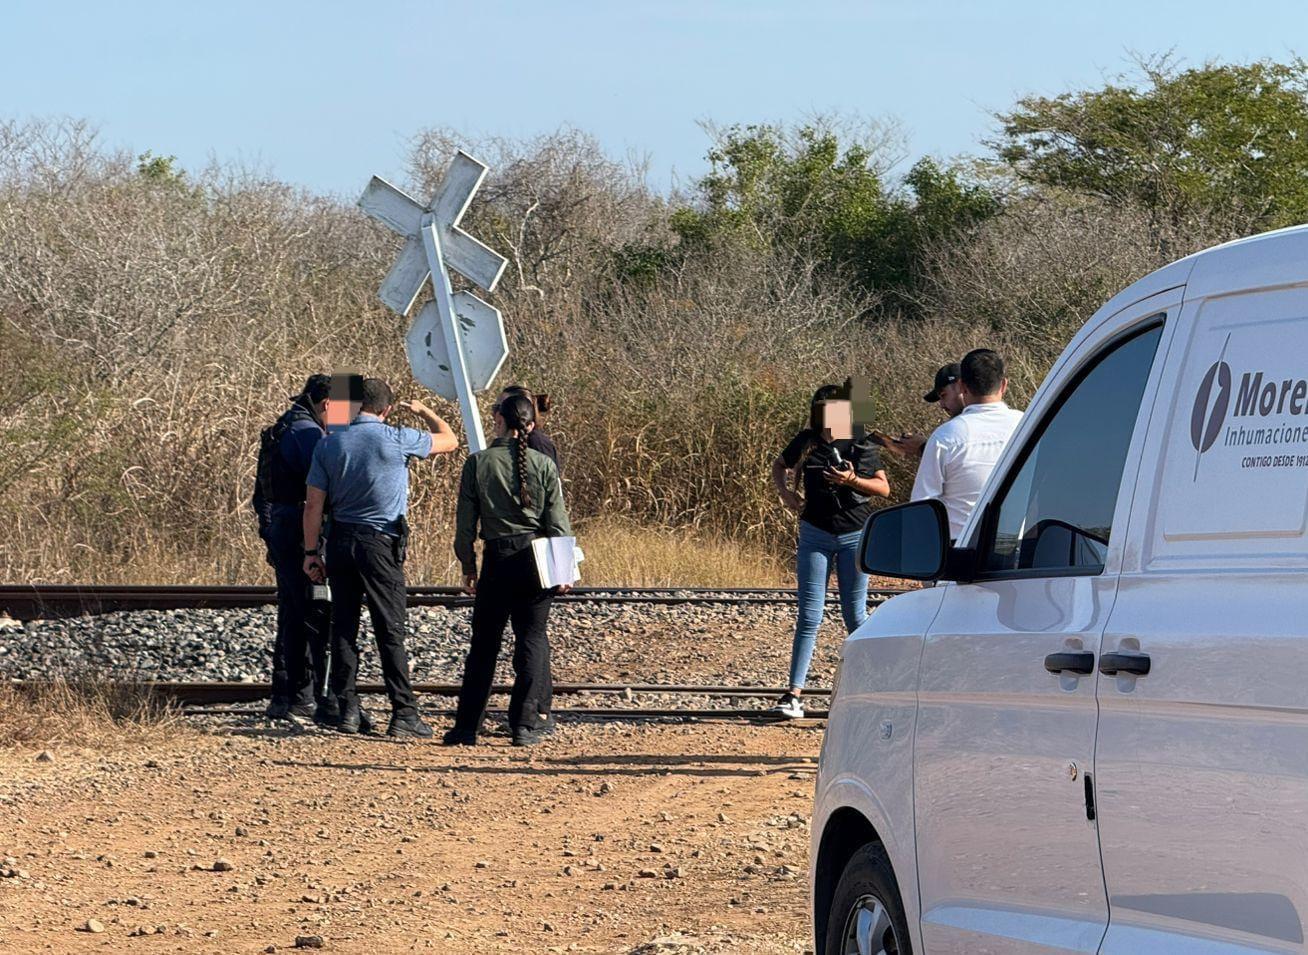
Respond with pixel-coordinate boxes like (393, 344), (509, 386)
(1044, 651), (1095, 675)
(1099, 651), (1151, 677)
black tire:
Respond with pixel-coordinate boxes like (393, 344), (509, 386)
(823, 843), (912, 955)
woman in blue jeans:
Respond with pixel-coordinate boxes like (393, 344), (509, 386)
(770, 385), (891, 718)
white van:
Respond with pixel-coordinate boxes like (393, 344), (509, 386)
(811, 225), (1308, 955)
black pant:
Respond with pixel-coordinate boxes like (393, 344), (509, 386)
(453, 539), (556, 736)
(268, 511), (330, 708)
(326, 523), (418, 716)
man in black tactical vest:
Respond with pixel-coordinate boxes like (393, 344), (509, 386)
(253, 375), (347, 725)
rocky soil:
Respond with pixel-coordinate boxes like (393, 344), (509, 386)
(0, 718), (823, 953)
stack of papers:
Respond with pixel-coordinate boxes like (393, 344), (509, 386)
(531, 536), (584, 588)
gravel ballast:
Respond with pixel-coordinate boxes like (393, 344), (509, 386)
(0, 600), (856, 692)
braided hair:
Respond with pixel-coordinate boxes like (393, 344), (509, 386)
(498, 393), (537, 510)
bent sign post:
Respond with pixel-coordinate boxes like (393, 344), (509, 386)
(358, 152), (509, 453)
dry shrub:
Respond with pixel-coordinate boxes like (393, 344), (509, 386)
(0, 119), (1263, 587)
(0, 675), (184, 749)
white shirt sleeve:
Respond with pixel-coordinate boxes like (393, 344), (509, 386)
(911, 432), (948, 502)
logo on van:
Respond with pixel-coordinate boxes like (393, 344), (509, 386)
(1190, 358), (1231, 454)
(1186, 332), (1308, 480)
(1188, 334), (1232, 481)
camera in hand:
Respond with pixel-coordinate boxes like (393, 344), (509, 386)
(804, 442), (845, 472)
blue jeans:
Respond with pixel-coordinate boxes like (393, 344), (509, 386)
(788, 520), (868, 690)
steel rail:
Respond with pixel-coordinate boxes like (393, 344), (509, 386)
(0, 583), (906, 620)
(137, 681), (831, 706)
(182, 706), (830, 721)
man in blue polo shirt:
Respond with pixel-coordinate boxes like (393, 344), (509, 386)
(302, 377), (458, 738)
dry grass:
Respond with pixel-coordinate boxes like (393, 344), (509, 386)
(574, 517), (791, 588)
(0, 676), (186, 750)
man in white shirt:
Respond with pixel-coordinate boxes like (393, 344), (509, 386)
(910, 349), (1024, 540)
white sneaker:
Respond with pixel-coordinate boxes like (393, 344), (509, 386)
(770, 693), (805, 719)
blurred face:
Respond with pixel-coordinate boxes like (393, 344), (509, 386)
(326, 373), (364, 429)
(815, 400), (853, 443)
(938, 380), (964, 417)
(325, 399), (361, 428)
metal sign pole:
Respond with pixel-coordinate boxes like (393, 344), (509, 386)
(419, 215), (487, 452)
(358, 151), (509, 457)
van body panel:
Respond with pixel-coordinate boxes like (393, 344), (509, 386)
(1185, 225), (1308, 301)
(914, 573), (1114, 954)
(812, 585), (945, 955)
(1095, 270), (1308, 952)
(1096, 573), (1308, 954)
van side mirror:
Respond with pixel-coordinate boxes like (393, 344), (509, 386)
(859, 500), (951, 581)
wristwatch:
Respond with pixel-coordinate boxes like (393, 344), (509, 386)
(304, 548), (319, 557)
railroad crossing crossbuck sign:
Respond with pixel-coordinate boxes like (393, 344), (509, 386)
(359, 151), (509, 452)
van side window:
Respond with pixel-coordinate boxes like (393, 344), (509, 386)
(984, 323), (1164, 575)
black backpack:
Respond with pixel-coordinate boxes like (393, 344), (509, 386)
(251, 412), (297, 535)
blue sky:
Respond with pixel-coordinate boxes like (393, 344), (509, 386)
(2, 1), (1302, 198)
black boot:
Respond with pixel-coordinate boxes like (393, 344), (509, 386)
(512, 714), (556, 747)
(337, 699), (361, 734)
(265, 697), (291, 720)
(441, 728), (476, 746)
(312, 699), (341, 728)
(387, 711), (434, 739)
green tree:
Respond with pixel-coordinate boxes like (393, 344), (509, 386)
(670, 122), (1000, 309)
(995, 57), (1308, 229)
(136, 151), (187, 188)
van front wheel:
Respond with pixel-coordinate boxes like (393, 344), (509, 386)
(824, 843), (911, 955)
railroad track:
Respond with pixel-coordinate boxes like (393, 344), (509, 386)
(6, 679), (831, 721)
(2, 586), (891, 721)
(0, 583), (907, 620)
(147, 680), (831, 706)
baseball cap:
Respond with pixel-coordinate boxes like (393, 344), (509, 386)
(923, 363), (961, 403)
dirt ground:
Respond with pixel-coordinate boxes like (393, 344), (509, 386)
(0, 716), (823, 954)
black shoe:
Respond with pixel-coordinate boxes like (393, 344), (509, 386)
(288, 701), (317, 721)
(337, 700), (361, 734)
(387, 712), (434, 739)
(441, 728), (476, 746)
(312, 701), (341, 728)
(358, 708), (376, 735)
(264, 698), (291, 720)
(512, 714), (556, 747)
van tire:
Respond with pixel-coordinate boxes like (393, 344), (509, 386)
(823, 843), (911, 955)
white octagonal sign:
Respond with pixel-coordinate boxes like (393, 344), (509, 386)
(405, 291), (508, 401)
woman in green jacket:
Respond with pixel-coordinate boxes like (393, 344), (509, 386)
(445, 394), (572, 747)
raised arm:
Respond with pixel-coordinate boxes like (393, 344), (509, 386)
(397, 398), (458, 455)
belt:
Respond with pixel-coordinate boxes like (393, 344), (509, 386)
(332, 521), (396, 540)
(484, 532), (535, 559)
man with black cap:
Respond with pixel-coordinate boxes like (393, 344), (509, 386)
(252, 374), (335, 724)
(872, 362), (964, 459)
(911, 349), (1023, 540)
